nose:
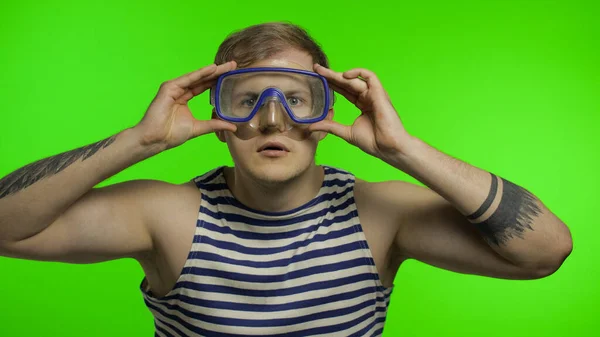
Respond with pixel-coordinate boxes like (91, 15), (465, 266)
(258, 98), (288, 132)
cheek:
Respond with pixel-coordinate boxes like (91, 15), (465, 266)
(224, 135), (247, 156)
(298, 136), (320, 155)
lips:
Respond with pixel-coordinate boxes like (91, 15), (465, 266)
(257, 141), (289, 152)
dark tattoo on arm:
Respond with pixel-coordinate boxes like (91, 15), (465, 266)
(468, 173), (542, 246)
(0, 135), (117, 199)
(466, 174), (499, 221)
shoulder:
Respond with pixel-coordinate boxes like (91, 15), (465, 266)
(354, 178), (426, 206)
(353, 178), (441, 223)
(148, 178), (203, 211)
(132, 166), (223, 204)
(352, 179), (407, 229)
(114, 178), (199, 204)
(105, 177), (203, 235)
(104, 179), (200, 230)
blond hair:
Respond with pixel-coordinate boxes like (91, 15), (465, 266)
(214, 22), (330, 68)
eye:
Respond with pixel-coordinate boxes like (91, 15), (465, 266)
(240, 97), (257, 107)
(287, 97), (302, 106)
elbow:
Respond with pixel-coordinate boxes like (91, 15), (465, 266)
(530, 233), (573, 279)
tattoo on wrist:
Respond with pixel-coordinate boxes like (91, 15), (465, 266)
(0, 135), (117, 199)
(468, 173), (542, 246)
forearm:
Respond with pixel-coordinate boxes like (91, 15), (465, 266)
(0, 126), (163, 243)
(389, 135), (572, 271)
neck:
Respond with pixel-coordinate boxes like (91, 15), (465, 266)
(223, 164), (324, 213)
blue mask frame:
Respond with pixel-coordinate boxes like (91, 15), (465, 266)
(210, 67), (335, 124)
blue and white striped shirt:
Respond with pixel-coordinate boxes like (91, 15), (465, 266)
(141, 166), (394, 336)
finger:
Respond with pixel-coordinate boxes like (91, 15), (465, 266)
(173, 61), (237, 89)
(171, 64), (217, 88)
(175, 80), (215, 103)
(342, 68), (384, 90)
(308, 119), (352, 142)
(187, 60), (238, 88)
(179, 62), (236, 101)
(188, 80), (217, 97)
(328, 82), (359, 105)
(191, 118), (237, 138)
(315, 64), (368, 95)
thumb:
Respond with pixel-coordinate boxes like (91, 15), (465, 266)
(191, 119), (237, 138)
(308, 120), (352, 142)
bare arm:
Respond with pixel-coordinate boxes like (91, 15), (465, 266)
(0, 178), (165, 263)
(0, 61), (238, 263)
(0, 127), (159, 244)
(384, 181), (564, 279)
(307, 63), (572, 279)
(389, 136), (572, 278)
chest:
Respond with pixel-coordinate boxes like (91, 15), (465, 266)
(144, 201), (393, 335)
(187, 205), (387, 290)
(147, 181), (398, 298)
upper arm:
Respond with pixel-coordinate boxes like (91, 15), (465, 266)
(386, 181), (542, 280)
(0, 180), (170, 264)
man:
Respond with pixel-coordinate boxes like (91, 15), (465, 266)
(0, 22), (572, 336)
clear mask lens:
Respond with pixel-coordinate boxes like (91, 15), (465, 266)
(213, 69), (331, 140)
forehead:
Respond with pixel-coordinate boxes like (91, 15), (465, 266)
(245, 49), (314, 70)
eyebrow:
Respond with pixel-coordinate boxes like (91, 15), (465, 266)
(231, 91), (258, 101)
(231, 88), (311, 102)
(233, 72), (312, 88)
(283, 89), (311, 97)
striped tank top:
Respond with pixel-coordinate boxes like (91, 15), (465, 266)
(141, 166), (394, 336)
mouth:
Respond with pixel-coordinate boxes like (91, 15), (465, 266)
(257, 142), (290, 153)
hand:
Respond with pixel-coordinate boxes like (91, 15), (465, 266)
(135, 61), (238, 150)
(309, 64), (413, 161)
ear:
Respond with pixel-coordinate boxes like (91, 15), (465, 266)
(211, 109), (227, 143)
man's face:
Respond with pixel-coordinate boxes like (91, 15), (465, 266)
(214, 49), (332, 184)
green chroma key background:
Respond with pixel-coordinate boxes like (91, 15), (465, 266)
(0, 0), (598, 336)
